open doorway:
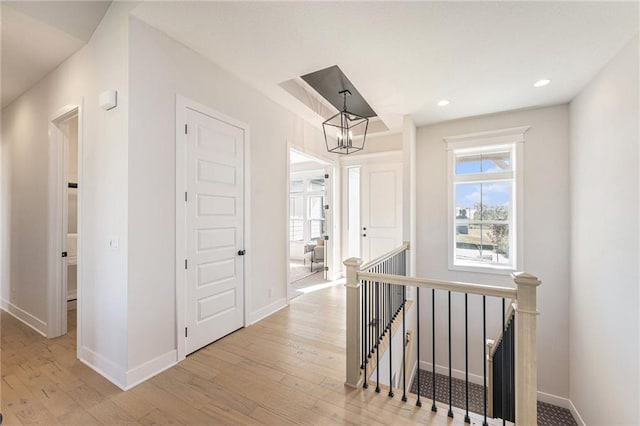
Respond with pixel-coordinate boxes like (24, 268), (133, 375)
(48, 105), (81, 341)
(288, 149), (332, 298)
(64, 115), (79, 330)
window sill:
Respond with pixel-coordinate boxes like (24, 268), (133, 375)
(449, 263), (516, 276)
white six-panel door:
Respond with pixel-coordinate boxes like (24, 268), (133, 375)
(360, 163), (403, 262)
(185, 107), (245, 355)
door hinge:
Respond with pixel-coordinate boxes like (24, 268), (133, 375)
(324, 204), (329, 210)
(324, 235), (329, 241)
(184, 124), (188, 134)
(324, 173), (329, 179)
(61, 252), (68, 258)
(185, 192), (188, 202)
(185, 327), (188, 338)
(324, 266), (329, 271)
(185, 259), (188, 269)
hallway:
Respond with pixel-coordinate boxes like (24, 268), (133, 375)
(2, 285), (496, 425)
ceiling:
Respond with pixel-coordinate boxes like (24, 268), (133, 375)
(290, 149), (329, 173)
(1, 1), (112, 108)
(132, 1), (638, 133)
(2, 2), (637, 130)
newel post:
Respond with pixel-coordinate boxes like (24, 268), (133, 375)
(513, 272), (541, 425)
(344, 257), (363, 388)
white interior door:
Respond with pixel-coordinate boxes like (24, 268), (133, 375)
(360, 163), (403, 262)
(185, 108), (245, 355)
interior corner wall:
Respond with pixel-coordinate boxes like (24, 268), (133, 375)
(569, 35), (639, 425)
(402, 116), (417, 277)
(126, 18), (326, 373)
(0, 2), (133, 387)
(415, 104), (571, 400)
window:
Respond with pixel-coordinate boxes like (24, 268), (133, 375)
(289, 196), (304, 241)
(446, 126), (528, 273)
(289, 172), (327, 243)
(308, 195), (325, 240)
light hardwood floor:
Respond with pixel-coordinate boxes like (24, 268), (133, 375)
(2, 286), (490, 425)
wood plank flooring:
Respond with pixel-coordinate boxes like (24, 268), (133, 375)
(2, 285), (491, 425)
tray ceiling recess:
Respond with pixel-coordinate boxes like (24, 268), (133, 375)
(301, 65), (377, 119)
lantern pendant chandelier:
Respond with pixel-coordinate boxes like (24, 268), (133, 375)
(322, 89), (369, 155)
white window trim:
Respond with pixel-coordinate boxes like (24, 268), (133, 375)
(289, 170), (326, 243)
(445, 126), (529, 275)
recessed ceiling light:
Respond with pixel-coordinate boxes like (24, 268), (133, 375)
(437, 99), (450, 107)
(533, 79), (551, 88)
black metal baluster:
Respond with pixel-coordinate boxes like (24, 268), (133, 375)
(361, 279), (365, 370)
(509, 315), (515, 421)
(376, 281), (381, 393)
(363, 281), (369, 388)
(369, 279), (373, 359)
(388, 280), (394, 398)
(448, 291), (453, 418)
(483, 296), (488, 426)
(384, 263), (388, 333)
(464, 293), (470, 423)
(380, 266), (384, 335)
(402, 284), (407, 402)
(416, 287), (422, 407)
(432, 289), (437, 412)
(502, 298), (506, 426)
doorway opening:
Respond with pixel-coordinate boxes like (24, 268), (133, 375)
(48, 105), (81, 342)
(288, 149), (334, 298)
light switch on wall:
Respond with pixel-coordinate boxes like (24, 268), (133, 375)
(108, 236), (119, 250)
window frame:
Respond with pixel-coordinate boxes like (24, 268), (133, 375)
(288, 172), (327, 243)
(445, 126), (528, 275)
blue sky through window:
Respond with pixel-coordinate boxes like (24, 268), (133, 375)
(456, 182), (510, 210)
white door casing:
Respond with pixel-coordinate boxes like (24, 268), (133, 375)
(360, 163), (403, 262)
(48, 104), (81, 340)
(180, 102), (246, 356)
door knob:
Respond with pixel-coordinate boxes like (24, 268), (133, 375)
(237, 250), (246, 256)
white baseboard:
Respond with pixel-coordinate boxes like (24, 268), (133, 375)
(1, 298), (47, 337)
(537, 391), (570, 408)
(408, 360), (418, 390)
(79, 346), (127, 390)
(125, 350), (177, 390)
(535, 392), (585, 426)
(567, 399), (586, 426)
(419, 360), (485, 386)
(249, 298), (288, 325)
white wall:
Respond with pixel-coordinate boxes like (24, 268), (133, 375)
(353, 132), (402, 155)
(370, 301), (418, 391)
(569, 36), (639, 425)
(415, 104), (571, 400)
(126, 18), (327, 373)
(0, 2), (134, 385)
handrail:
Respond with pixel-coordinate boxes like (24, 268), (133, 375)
(359, 242), (410, 272)
(356, 272), (517, 300)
